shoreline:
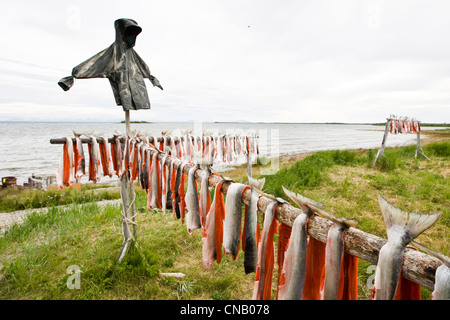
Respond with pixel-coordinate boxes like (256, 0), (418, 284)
(226, 129), (449, 180)
(2, 129), (447, 188)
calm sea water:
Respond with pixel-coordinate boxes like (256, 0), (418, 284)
(0, 122), (423, 186)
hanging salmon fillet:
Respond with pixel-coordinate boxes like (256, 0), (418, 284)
(165, 157), (174, 211)
(130, 139), (138, 181)
(302, 236), (326, 300)
(372, 195), (440, 300)
(252, 201), (279, 300)
(223, 183), (250, 260)
(392, 246), (421, 300)
(185, 163), (202, 234)
(337, 252), (359, 300)
(56, 137), (72, 189)
(149, 152), (159, 210)
(178, 162), (188, 223)
(123, 137), (130, 178)
(319, 214), (358, 300)
(146, 149), (153, 212)
(242, 177), (265, 274)
(156, 152), (162, 209)
(73, 133), (85, 180)
(113, 135), (125, 178)
(160, 153), (168, 216)
(111, 140), (118, 176)
(276, 222), (292, 299)
(393, 276), (421, 300)
(170, 159), (180, 219)
(412, 240), (450, 300)
(138, 143), (146, 190)
(278, 187), (320, 300)
(199, 164), (212, 230)
(202, 178), (227, 270)
(214, 177), (227, 264)
(88, 136), (101, 183)
(99, 137), (114, 178)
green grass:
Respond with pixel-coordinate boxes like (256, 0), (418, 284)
(0, 188), (253, 300)
(258, 149), (370, 200)
(259, 142), (449, 250)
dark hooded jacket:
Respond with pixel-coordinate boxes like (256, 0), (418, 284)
(58, 18), (162, 111)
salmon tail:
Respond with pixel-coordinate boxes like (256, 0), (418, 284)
(283, 186), (358, 228)
(248, 176), (266, 190)
(378, 194), (441, 242)
(282, 185), (323, 210)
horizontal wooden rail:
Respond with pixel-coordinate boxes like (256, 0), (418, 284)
(50, 136), (184, 145)
(153, 148), (441, 291)
(49, 134), (258, 145)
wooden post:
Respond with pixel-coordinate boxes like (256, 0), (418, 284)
(117, 110), (136, 262)
(373, 119), (391, 166)
(245, 136), (253, 179)
(125, 110), (131, 135)
(246, 137), (252, 179)
(118, 172), (132, 261)
(246, 153), (252, 178)
(415, 131), (430, 160)
(125, 111), (138, 237)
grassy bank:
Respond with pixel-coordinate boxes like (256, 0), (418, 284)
(0, 183), (121, 213)
(260, 143), (449, 249)
(0, 131), (448, 300)
(0, 191), (254, 299)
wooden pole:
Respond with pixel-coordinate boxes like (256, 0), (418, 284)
(246, 137), (252, 178)
(125, 111), (138, 237)
(117, 110), (135, 262)
(50, 135), (254, 145)
(373, 119), (391, 166)
(125, 110), (131, 135)
(118, 171), (131, 262)
(415, 131), (430, 160)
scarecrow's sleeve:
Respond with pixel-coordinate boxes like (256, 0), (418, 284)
(58, 46), (114, 91)
(133, 50), (163, 90)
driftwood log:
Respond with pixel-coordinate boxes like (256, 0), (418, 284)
(50, 136), (174, 145)
(50, 135), (245, 145)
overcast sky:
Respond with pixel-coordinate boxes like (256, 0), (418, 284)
(1, 0), (449, 123)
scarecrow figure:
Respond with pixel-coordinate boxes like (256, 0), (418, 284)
(58, 18), (163, 111)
